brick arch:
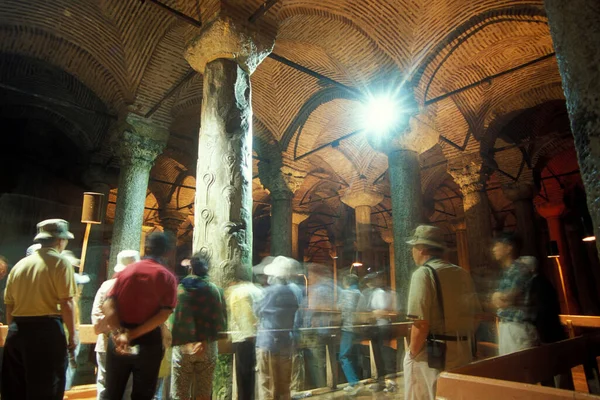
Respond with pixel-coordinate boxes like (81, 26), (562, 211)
(413, 3), (547, 101)
(0, 25), (127, 108)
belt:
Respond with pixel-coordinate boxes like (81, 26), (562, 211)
(13, 316), (62, 323)
(432, 334), (469, 341)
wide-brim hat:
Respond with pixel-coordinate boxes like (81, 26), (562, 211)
(264, 255), (300, 277)
(406, 225), (446, 249)
(114, 250), (141, 272)
(252, 256), (275, 276)
(34, 219), (74, 242)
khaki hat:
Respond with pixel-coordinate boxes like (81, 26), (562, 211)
(264, 256), (301, 277)
(406, 225), (446, 249)
(34, 219), (74, 242)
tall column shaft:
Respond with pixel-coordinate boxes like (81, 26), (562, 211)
(194, 59), (253, 286)
(388, 149), (423, 308)
(545, 0), (600, 258)
(292, 213), (309, 260)
(270, 192), (293, 257)
(381, 229), (395, 291)
(109, 119), (166, 273)
(355, 205), (373, 251)
(463, 190), (493, 288)
(514, 200), (537, 256)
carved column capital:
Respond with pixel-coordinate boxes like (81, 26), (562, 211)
(160, 210), (188, 234)
(292, 212), (309, 226)
(339, 179), (384, 209)
(447, 154), (491, 196)
(258, 161), (306, 200)
(537, 201), (566, 220)
(113, 114), (168, 168)
(380, 228), (394, 244)
(502, 183), (537, 202)
(185, 15), (275, 74)
(367, 111), (439, 155)
(449, 217), (467, 232)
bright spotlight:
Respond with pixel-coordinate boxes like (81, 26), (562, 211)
(583, 236), (596, 242)
(360, 95), (399, 133)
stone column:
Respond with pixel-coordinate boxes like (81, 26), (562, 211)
(109, 114), (167, 273)
(258, 161), (306, 258)
(186, 17), (274, 399)
(292, 212), (309, 260)
(160, 209), (187, 270)
(544, 0), (600, 258)
(537, 202), (580, 314)
(448, 155), (494, 293)
(340, 185), (383, 266)
(380, 228), (395, 290)
(450, 218), (470, 271)
(186, 15), (274, 288)
(368, 115), (439, 311)
(503, 183), (538, 257)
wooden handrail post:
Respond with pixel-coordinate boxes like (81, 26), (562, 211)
(566, 320), (575, 338)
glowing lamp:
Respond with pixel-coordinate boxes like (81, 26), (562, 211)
(359, 95), (400, 133)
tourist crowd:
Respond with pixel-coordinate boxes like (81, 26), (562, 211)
(0, 218), (562, 400)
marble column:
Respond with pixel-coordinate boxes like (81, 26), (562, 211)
(448, 155), (494, 293)
(258, 161), (306, 258)
(109, 114), (167, 273)
(292, 212), (309, 260)
(450, 218), (470, 271)
(340, 186), (383, 267)
(503, 183), (538, 257)
(537, 202), (580, 315)
(186, 15), (274, 289)
(186, 17), (274, 399)
(160, 209), (187, 270)
(545, 0), (600, 258)
(367, 115), (439, 311)
(380, 228), (395, 290)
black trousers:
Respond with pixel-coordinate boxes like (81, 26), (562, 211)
(235, 339), (256, 400)
(1, 316), (67, 400)
(102, 327), (163, 400)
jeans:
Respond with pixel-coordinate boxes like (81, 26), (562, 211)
(1, 317), (67, 400)
(339, 331), (359, 386)
(102, 327), (163, 400)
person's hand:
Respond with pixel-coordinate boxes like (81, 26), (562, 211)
(491, 292), (503, 309)
(113, 331), (130, 354)
(68, 331), (79, 351)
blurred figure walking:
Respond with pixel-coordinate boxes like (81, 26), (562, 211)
(338, 273), (364, 395)
(255, 256), (300, 400)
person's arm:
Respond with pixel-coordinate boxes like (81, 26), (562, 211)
(92, 284), (109, 335)
(59, 297), (78, 350)
(409, 319), (430, 357)
(129, 308), (173, 340)
(101, 297), (121, 331)
(5, 304), (13, 325)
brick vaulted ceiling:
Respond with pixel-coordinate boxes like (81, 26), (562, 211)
(0, 0), (576, 250)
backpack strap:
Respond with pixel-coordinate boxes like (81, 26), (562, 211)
(424, 263), (446, 335)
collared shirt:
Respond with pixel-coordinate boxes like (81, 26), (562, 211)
(225, 282), (263, 343)
(5, 248), (76, 317)
(171, 275), (226, 346)
(496, 256), (537, 323)
(255, 283), (299, 354)
(91, 279), (116, 353)
(407, 257), (481, 336)
(337, 285), (362, 332)
(109, 258), (177, 325)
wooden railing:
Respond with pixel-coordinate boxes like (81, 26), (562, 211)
(437, 315), (600, 399)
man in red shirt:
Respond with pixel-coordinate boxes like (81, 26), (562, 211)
(102, 232), (177, 400)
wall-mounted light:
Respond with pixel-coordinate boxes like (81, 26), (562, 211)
(582, 216), (596, 242)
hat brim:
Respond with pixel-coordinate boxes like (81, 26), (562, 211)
(74, 273), (91, 285)
(114, 264), (126, 273)
(406, 238), (446, 249)
(34, 231), (75, 242)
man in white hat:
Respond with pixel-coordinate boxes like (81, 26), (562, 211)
(254, 256), (300, 400)
(91, 249), (140, 400)
(404, 225), (481, 400)
(2, 218), (78, 399)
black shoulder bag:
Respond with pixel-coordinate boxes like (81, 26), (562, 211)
(424, 264), (446, 370)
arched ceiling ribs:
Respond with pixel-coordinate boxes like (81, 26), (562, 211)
(0, 25), (128, 109)
(298, 180), (340, 207)
(413, 3), (548, 102)
(280, 86), (359, 152)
